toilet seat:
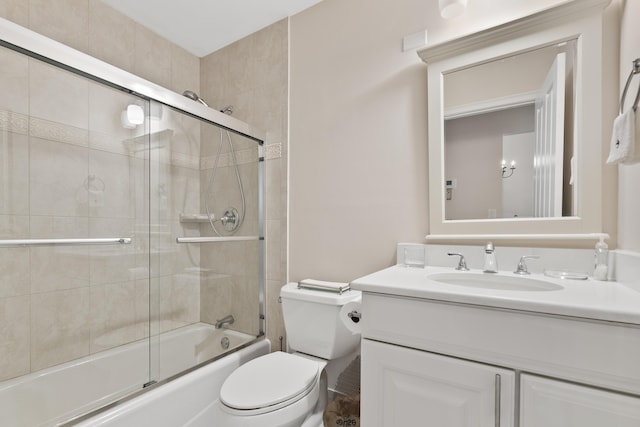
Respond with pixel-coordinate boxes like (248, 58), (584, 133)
(220, 352), (320, 416)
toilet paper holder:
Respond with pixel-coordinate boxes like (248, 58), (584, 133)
(348, 310), (362, 323)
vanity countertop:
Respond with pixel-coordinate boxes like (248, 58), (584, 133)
(350, 265), (640, 325)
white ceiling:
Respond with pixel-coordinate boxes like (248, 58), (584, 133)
(101, 0), (323, 57)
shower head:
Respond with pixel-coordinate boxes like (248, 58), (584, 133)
(182, 90), (209, 107)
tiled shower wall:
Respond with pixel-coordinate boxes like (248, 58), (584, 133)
(200, 19), (289, 351)
(0, 51), (208, 380)
(0, 1), (289, 381)
(0, 0), (200, 97)
(0, 1), (204, 381)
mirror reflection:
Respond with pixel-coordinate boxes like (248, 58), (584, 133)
(443, 39), (577, 220)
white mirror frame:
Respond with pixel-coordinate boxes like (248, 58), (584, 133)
(419, 0), (612, 242)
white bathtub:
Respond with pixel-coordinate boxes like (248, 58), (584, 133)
(0, 323), (267, 427)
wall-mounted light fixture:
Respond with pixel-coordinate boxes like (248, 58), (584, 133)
(121, 104), (144, 129)
(439, 0), (468, 19)
(501, 159), (516, 178)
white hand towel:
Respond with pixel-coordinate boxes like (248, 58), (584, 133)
(607, 109), (636, 164)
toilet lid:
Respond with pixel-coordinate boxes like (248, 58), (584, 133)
(220, 352), (319, 410)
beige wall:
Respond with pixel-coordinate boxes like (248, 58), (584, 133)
(289, 0), (570, 282)
(618, 0), (640, 251)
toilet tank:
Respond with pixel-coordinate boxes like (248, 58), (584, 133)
(280, 282), (361, 360)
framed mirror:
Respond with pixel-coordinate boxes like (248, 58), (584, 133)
(444, 39), (577, 221)
(418, 0), (612, 239)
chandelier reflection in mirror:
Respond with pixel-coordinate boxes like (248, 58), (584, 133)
(501, 160), (516, 178)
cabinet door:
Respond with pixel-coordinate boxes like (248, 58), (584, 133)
(361, 339), (515, 427)
(520, 374), (640, 427)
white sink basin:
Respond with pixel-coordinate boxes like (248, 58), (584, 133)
(428, 273), (563, 292)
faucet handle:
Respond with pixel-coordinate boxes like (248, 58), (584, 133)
(448, 252), (469, 271)
(514, 255), (540, 275)
(484, 241), (495, 253)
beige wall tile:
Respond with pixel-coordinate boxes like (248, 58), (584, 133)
(29, 216), (90, 293)
(251, 19), (288, 66)
(89, 281), (140, 353)
(199, 54), (227, 111)
(0, 0), (28, 27)
(200, 273), (234, 326)
(0, 214), (28, 239)
(31, 288), (90, 371)
(89, 150), (134, 219)
(225, 38), (253, 95)
(89, 217), (138, 286)
(171, 44), (200, 97)
(156, 273), (200, 333)
(29, 138), (89, 217)
(201, 239), (259, 278)
(133, 24), (172, 90)
(0, 295), (30, 381)
(229, 275), (259, 335)
(0, 47), (29, 114)
(200, 273), (259, 336)
(0, 246), (29, 298)
(0, 132), (29, 215)
(29, 59), (89, 130)
(87, 0), (135, 73)
(28, 0), (89, 53)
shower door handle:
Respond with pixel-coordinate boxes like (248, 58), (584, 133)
(176, 236), (259, 243)
(0, 237), (132, 247)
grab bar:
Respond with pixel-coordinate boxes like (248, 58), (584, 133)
(176, 236), (260, 244)
(0, 237), (132, 247)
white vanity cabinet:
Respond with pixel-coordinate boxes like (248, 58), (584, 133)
(358, 292), (640, 427)
(362, 339), (515, 427)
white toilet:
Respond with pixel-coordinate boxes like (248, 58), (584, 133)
(214, 281), (362, 427)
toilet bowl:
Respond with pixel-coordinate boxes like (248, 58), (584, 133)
(215, 282), (362, 427)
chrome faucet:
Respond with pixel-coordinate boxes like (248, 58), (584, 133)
(483, 241), (498, 273)
(514, 255), (540, 275)
(214, 314), (234, 329)
(448, 252), (469, 271)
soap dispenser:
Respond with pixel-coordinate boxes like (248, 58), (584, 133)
(483, 241), (498, 273)
(594, 236), (609, 281)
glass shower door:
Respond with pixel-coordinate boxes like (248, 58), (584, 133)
(148, 101), (264, 383)
(0, 42), (154, 425)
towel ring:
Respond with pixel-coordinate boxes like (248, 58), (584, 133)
(619, 58), (640, 114)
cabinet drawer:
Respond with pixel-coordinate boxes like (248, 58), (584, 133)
(361, 293), (640, 395)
